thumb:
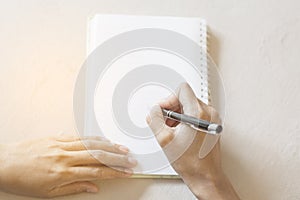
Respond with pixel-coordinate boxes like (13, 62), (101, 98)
(47, 181), (98, 197)
(146, 104), (174, 147)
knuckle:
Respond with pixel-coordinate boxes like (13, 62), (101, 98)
(42, 151), (70, 163)
(48, 165), (69, 180)
(57, 152), (71, 161)
(84, 141), (93, 149)
(93, 167), (103, 177)
(113, 144), (121, 152)
(95, 150), (107, 163)
(198, 108), (208, 119)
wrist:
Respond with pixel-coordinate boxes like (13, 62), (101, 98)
(181, 170), (239, 200)
(181, 171), (218, 199)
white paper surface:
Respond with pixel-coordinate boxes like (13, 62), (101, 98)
(86, 14), (207, 175)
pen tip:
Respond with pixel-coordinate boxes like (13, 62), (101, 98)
(216, 125), (223, 133)
(208, 124), (223, 134)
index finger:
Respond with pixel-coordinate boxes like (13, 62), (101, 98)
(159, 93), (181, 112)
(159, 93), (182, 127)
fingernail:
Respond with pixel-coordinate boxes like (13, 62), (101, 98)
(86, 187), (98, 193)
(119, 145), (130, 153)
(128, 157), (138, 165)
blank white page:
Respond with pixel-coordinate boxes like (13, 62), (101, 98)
(86, 14), (207, 176)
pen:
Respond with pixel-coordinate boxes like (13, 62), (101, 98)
(162, 109), (222, 135)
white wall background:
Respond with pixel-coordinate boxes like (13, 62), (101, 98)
(0, 0), (299, 199)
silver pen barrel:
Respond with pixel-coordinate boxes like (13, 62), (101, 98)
(162, 109), (222, 134)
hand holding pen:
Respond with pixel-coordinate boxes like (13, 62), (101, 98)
(146, 83), (239, 200)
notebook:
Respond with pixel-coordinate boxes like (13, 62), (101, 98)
(85, 14), (208, 178)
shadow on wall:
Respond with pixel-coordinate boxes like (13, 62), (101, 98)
(207, 29), (268, 200)
(221, 125), (268, 200)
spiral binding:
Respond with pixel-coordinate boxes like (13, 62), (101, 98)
(198, 20), (210, 105)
